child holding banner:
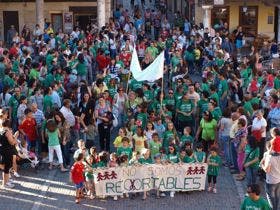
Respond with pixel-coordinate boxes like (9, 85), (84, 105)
(194, 143), (206, 163)
(139, 149), (153, 200)
(133, 126), (148, 153)
(207, 146), (222, 193)
(166, 144), (179, 198)
(116, 137), (133, 160)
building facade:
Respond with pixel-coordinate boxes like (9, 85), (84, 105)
(168, 0), (279, 40)
(0, 0), (112, 41)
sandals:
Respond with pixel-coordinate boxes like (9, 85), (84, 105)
(75, 197), (80, 204)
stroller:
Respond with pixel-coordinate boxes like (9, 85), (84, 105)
(16, 140), (39, 169)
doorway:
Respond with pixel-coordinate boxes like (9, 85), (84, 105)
(239, 6), (258, 37)
(3, 11), (19, 42)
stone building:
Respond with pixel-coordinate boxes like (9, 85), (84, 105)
(168, 0), (280, 40)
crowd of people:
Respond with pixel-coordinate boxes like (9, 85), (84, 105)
(0, 0), (280, 209)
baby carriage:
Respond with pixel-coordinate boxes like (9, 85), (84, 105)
(16, 140), (39, 169)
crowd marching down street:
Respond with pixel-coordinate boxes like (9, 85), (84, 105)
(0, 0), (280, 209)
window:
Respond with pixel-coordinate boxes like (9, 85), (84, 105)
(239, 6), (258, 37)
(211, 6), (229, 28)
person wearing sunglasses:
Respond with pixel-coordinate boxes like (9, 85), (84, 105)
(241, 184), (271, 210)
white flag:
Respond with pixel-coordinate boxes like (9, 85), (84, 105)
(130, 48), (164, 82)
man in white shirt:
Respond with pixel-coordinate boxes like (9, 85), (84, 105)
(60, 99), (75, 127)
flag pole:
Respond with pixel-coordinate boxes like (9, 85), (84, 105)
(126, 71), (131, 94)
(160, 68), (164, 117)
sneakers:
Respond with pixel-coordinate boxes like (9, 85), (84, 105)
(207, 186), (212, 192)
(89, 194), (95, 200)
(170, 191), (175, 198)
(2, 182), (15, 188)
(213, 188), (217, 194)
(13, 172), (20, 178)
(160, 192), (166, 197)
(41, 157), (49, 163)
(113, 196), (118, 201)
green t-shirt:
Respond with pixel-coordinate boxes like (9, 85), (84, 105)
(139, 157), (153, 164)
(211, 107), (222, 121)
(46, 54), (54, 72)
(0, 62), (5, 80)
(210, 92), (219, 105)
(164, 96), (176, 107)
(8, 95), (19, 119)
(130, 79), (143, 91)
(207, 155), (222, 176)
(201, 83), (210, 93)
(181, 135), (194, 144)
(12, 60), (20, 74)
(195, 151), (206, 163)
(43, 95), (53, 114)
(143, 90), (153, 102)
(183, 155), (196, 163)
(244, 101), (253, 116)
(29, 68), (40, 80)
(250, 97), (260, 106)
(244, 145), (260, 169)
(176, 99), (194, 121)
(241, 68), (249, 88)
(171, 56), (180, 68)
(3, 75), (15, 88)
(162, 130), (176, 149)
(117, 146), (133, 160)
(241, 197), (271, 210)
(274, 77), (280, 90)
(200, 118), (217, 141)
(167, 153), (179, 163)
(76, 62), (87, 76)
(197, 99), (209, 116)
(218, 79), (228, 97)
(137, 112), (148, 128)
(149, 141), (162, 158)
(46, 129), (60, 146)
(43, 73), (54, 87)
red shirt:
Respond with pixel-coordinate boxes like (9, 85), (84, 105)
(250, 80), (258, 93)
(71, 162), (85, 184)
(96, 54), (109, 71)
(18, 118), (37, 141)
(267, 74), (274, 88)
(119, 52), (132, 67)
(272, 136), (280, 153)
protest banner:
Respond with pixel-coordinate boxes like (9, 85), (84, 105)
(94, 163), (208, 196)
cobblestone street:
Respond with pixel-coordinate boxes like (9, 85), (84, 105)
(0, 164), (242, 210)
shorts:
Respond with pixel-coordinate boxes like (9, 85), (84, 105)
(236, 40), (243, 49)
(75, 182), (84, 189)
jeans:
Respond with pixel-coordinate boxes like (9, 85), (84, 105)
(219, 97), (228, 111)
(266, 182), (280, 210)
(230, 142), (238, 170)
(61, 142), (71, 166)
(220, 135), (231, 164)
(245, 167), (258, 186)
